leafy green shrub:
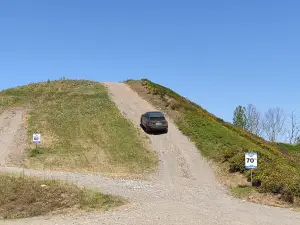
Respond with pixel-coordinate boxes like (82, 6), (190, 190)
(222, 148), (240, 162)
(228, 152), (245, 173)
(254, 160), (300, 202)
(29, 148), (44, 157)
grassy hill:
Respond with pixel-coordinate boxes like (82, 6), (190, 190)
(126, 78), (300, 204)
(0, 79), (157, 177)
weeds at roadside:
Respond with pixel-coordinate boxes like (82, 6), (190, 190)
(0, 174), (125, 219)
(28, 148), (45, 157)
(231, 186), (254, 198)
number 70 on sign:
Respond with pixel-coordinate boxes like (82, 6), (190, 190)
(245, 152), (258, 169)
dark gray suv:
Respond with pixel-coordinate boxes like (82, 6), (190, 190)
(140, 111), (168, 134)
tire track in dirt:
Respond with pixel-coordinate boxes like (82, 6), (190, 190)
(0, 109), (27, 166)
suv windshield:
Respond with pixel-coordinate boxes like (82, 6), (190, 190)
(149, 116), (165, 121)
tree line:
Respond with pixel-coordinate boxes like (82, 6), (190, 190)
(233, 104), (300, 144)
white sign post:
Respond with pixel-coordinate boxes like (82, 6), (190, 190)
(245, 152), (257, 186)
(32, 132), (41, 149)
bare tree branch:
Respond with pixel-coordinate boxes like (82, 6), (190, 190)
(262, 107), (286, 142)
(287, 110), (300, 144)
(245, 104), (262, 136)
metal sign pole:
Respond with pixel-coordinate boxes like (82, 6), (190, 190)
(251, 169), (253, 186)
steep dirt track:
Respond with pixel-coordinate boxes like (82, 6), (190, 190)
(0, 109), (27, 166)
(1, 83), (300, 225)
(104, 82), (220, 190)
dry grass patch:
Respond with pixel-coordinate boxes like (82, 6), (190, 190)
(0, 174), (125, 220)
(231, 186), (293, 208)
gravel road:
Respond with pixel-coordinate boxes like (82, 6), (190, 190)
(1, 83), (300, 225)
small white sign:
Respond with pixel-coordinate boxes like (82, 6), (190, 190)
(33, 132), (41, 143)
(245, 152), (257, 169)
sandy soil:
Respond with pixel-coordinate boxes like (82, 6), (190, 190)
(0, 108), (27, 167)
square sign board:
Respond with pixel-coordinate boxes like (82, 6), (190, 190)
(245, 152), (257, 169)
(33, 132), (41, 143)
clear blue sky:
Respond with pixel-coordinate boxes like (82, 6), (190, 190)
(1, 0), (299, 127)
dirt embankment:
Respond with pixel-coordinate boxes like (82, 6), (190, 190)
(0, 108), (27, 167)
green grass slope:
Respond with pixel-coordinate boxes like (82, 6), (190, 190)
(0, 79), (157, 177)
(126, 78), (300, 204)
(277, 143), (300, 153)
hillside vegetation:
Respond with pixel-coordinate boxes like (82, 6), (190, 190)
(126, 79), (300, 204)
(0, 79), (157, 176)
(0, 174), (124, 219)
(277, 143), (300, 164)
(277, 143), (300, 153)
